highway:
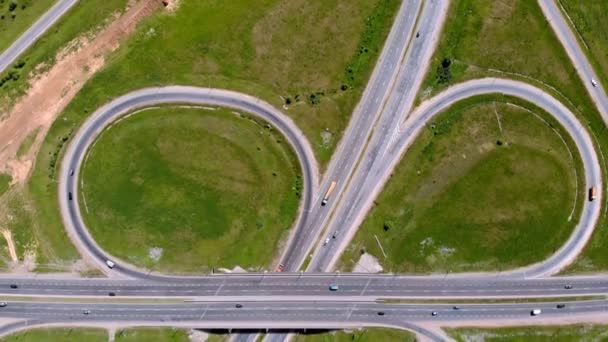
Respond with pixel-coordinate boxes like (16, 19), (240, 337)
(307, 0), (450, 273)
(59, 87), (318, 279)
(0, 274), (607, 298)
(0, 300), (606, 338)
(276, 0), (424, 271)
(2, 0), (608, 341)
(0, 0), (78, 73)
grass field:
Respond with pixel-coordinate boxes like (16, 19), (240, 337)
(80, 106), (300, 272)
(1, 328), (190, 341)
(1, 328), (107, 342)
(294, 328), (416, 342)
(414, 0), (608, 273)
(114, 328), (189, 342)
(0, 173), (10, 196)
(0, 0), (56, 53)
(447, 324), (608, 341)
(340, 98), (582, 273)
(22, 0), (400, 268)
(559, 1), (608, 90)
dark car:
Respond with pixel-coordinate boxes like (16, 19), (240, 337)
(235, 304), (243, 308)
(564, 284), (573, 289)
(68, 192), (73, 201)
(557, 304), (566, 309)
(108, 292), (116, 297)
(9, 284), (17, 289)
(453, 306), (460, 310)
(377, 311), (385, 316)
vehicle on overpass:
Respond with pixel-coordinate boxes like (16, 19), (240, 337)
(321, 181), (337, 206)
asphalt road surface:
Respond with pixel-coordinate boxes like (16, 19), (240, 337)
(0, 0), (78, 73)
(0, 274), (605, 298)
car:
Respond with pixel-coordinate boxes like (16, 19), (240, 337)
(108, 292), (116, 297)
(68, 192), (73, 201)
(531, 309), (542, 316)
(452, 306), (460, 310)
(235, 304), (243, 308)
(69, 169), (74, 176)
(332, 231), (339, 239)
(329, 284), (339, 291)
(564, 284), (572, 289)
(557, 304), (566, 309)
(377, 311), (385, 316)
(105, 260), (115, 269)
(323, 238), (330, 246)
(275, 264), (285, 272)
(83, 309), (91, 315)
(591, 79), (598, 87)
(0, 302), (7, 307)
(431, 311), (438, 316)
(416, 31), (420, 38)
(9, 284), (17, 289)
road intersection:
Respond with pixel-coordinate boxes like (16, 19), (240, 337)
(2, 0), (608, 341)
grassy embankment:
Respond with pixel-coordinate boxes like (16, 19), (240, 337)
(0, 0), (56, 53)
(21, 0), (400, 269)
(340, 98), (582, 273)
(80, 107), (300, 272)
(294, 328), (416, 342)
(1, 327), (190, 341)
(556, 0), (608, 272)
(447, 324), (608, 342)
(340, 0), (605, 273)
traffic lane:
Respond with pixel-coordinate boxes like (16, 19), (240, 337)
(280, 0), (424, 269)
(0, 301), (605, 323)
(60, 87), (318, 279)
(0, 276), (606, 297)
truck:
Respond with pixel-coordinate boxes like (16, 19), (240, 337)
(321, 181), (337, 206)
(589, 186), (598, 201)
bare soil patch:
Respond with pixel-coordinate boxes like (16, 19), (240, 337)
(0, 0), (164, 186)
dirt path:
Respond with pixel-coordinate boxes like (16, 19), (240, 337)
(1, 229), (18, 262)
(0, 0), (165, 185)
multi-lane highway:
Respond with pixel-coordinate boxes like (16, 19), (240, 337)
(0, 0), (78, 73)
(1, 273), (608, 299)
(1, 299), (608, 341)
(277, 0), (425, 271)
(308, 0), (450, 273)
(2, 0), (608, 341)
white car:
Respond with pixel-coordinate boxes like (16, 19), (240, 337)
(105, 260), (115, 269)
(323, 238), (330, 246)
(591, 79), (598, 87)
(531, 309), (542, 316)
